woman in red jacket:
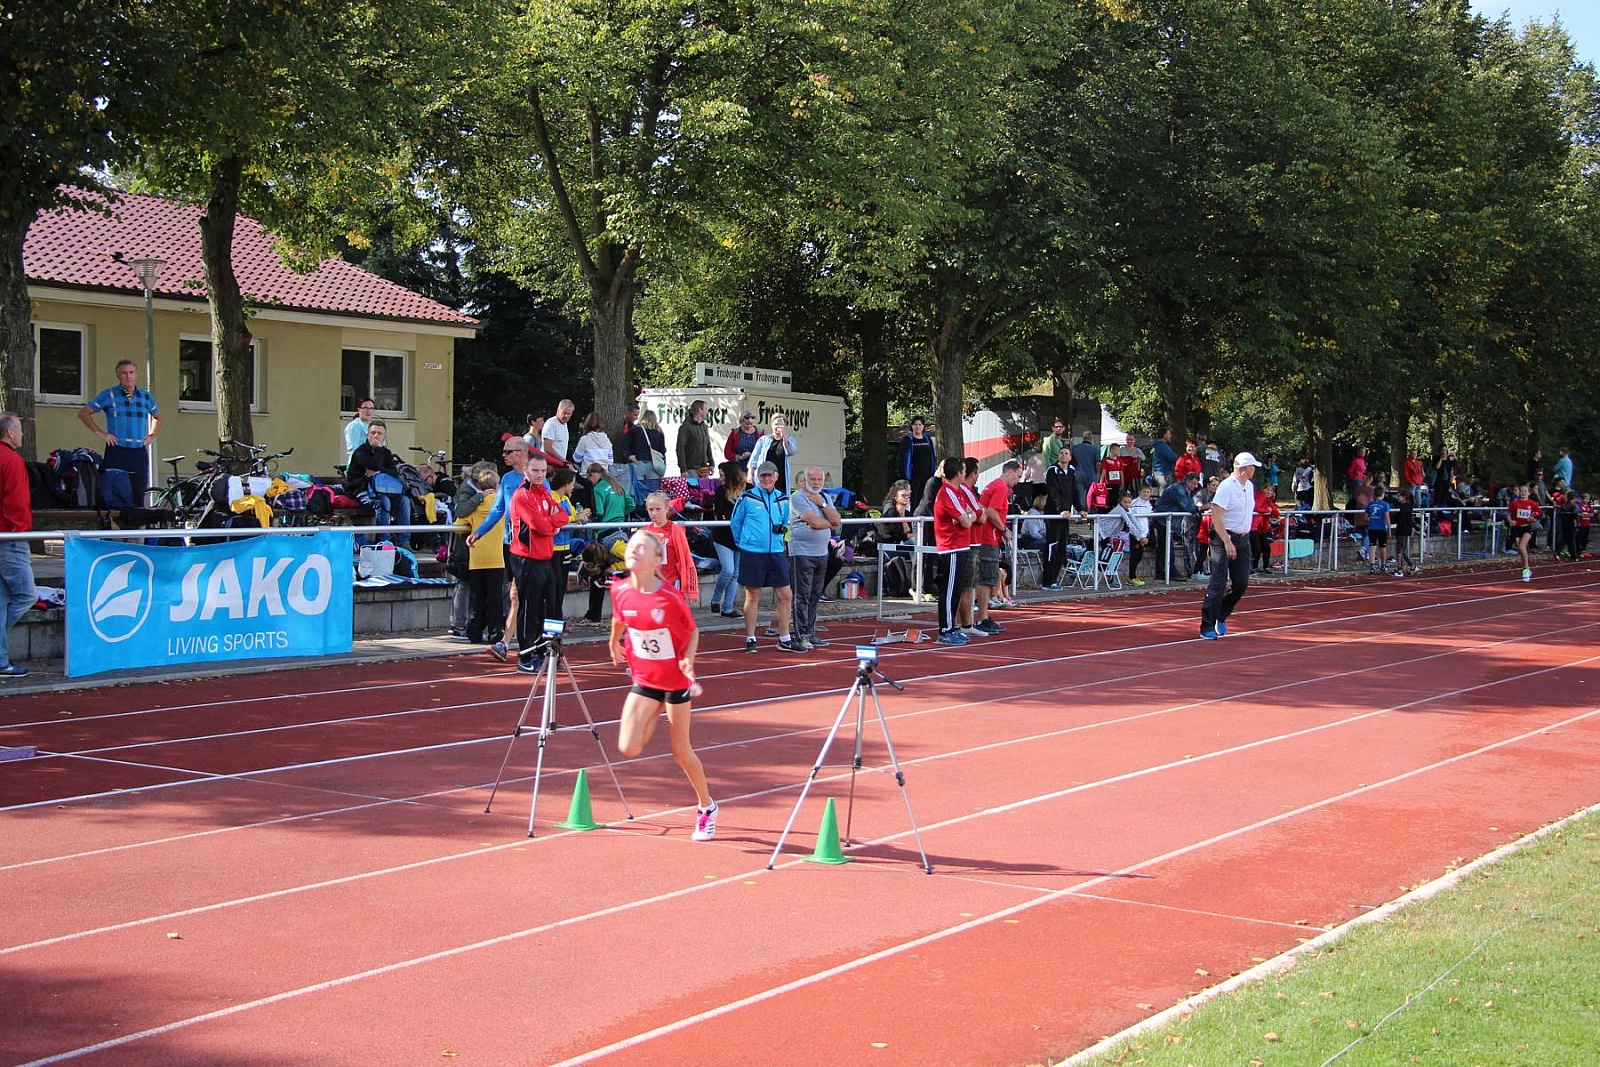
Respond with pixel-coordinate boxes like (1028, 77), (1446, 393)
(509, 452), (569, 673)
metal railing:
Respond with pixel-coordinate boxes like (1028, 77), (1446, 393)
(4, 504), (1543, 603)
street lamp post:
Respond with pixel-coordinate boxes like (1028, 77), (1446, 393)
(129, 257), (164, 504)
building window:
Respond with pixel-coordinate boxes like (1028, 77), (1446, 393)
(341, 348), (407, 415)
(34, 323), (86, 403)
(179, 336), (260, 411)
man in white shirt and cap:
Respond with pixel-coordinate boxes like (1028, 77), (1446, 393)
(1201, 450), (1260, 640)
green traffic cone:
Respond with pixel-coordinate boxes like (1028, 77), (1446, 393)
(556, 769), (602, 830)
(803, 797), (853, 865)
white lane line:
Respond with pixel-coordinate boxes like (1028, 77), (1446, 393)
(22, 693), (1592, 1067)
(7, 564), (1577, 734)
(6, 585), (1590, 825)
(9, 619), (1598, 963)
(24, 569), (1593, 764)
(536, 701), (1600, 1067)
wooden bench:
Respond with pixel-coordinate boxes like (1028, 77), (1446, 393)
(32, 509), (105, 533)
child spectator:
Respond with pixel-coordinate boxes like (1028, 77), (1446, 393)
(1099, 442), (1140, 499)
(548, 466), (589, 585)
(1251, 483), (1281, 574)
(1126, 484), (1153, 585)
(1096, 492), (1135, 550)
(1345, 485), (1372, 563)
(1364, 483), (1392, 574)
(1551, 478), (1576, 560)
(643, 491), (701, 605)
(1388, 485), (1417, 576)
(1576, 493), (1593, 559)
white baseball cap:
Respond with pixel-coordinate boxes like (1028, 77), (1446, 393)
(1233, 451), (1262, 469)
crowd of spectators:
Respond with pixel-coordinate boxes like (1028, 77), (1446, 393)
(402, 395), (1588, 663)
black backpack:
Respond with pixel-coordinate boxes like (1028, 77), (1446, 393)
(44, 449), (78, 504)
(881, 554), (911, 598)
(67, 449), (102, 508)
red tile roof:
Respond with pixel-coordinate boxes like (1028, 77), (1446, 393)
(24, 189), (477, 328)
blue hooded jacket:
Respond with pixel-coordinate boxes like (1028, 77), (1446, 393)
(730, 485), (791, 553)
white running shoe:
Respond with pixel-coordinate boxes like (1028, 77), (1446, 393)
(692, 801), (719, 841)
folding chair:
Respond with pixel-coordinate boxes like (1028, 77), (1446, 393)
(1098, 549), (1126, 590)
(1065, 551), (1097, 589)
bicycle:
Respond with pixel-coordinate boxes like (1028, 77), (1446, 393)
(150, 441), (294, 536)
(150, 453), (202, 515)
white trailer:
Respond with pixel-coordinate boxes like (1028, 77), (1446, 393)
(640, 385), (848, 488)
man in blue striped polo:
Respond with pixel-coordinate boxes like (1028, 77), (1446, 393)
(78, 359), (160, 503)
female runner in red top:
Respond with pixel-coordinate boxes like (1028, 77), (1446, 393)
(609, 528), (718, 840)
(1506, 484), (1540, 582)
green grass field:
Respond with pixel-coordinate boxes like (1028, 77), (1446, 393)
(1070, 808), (1600, 1067)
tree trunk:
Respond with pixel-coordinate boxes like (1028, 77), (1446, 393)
(1157, 358), (1188, 445)
(927, 304), (968, 459)
(198, 156), (254, 447)
(1315, 408), (1337, 510)
(0, 213), (38, 458)
(1388, 406), (1409, 487)
(1050, 367), (1076, 431)
(589, 277), (635, 447)
(1298, 389), (1319, 501)
(858, 310), (889, 505)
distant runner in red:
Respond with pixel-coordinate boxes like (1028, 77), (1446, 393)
(1507, 484), (1540, 583)
(609, 528), (718, 840)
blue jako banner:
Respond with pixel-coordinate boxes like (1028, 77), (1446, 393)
(65, 531), (355, 677)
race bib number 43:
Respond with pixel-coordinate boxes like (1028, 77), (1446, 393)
(628, 626), (677, 661)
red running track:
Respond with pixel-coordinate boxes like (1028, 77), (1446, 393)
(4, 564), (1600, 1066)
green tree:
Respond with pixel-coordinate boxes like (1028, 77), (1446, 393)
(431, 0), (872, 439)
(124, 0), (471, 446)
(0, 1), (158, 456)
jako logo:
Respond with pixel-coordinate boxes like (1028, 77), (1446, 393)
(87, 551), (156, 644)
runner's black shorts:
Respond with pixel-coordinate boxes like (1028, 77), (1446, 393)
(631, 683), (692, 704)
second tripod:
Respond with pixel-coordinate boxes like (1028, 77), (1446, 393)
(767, 645), (931, 872)
(484, 620), (632, 837)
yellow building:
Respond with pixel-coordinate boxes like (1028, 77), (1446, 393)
(24, 190), (477, 481)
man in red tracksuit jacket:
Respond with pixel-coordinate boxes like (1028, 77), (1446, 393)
(0, 412), (38, 678)
(510, 452), (570, 673)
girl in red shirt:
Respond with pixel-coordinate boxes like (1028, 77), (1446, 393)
(1506, 484), (1540, 582)
(643, 491), (701, 604)
(610, 528), (718, 840)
